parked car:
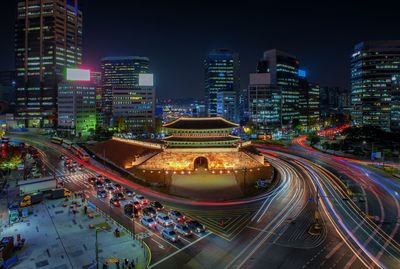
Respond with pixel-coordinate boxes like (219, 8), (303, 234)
(168, 210), (185, 223)
(149, 201), (164, 211)
(186, 220), (206, 233)
(142, 207), (157, 218)
(156, 213), (174, 226)
(109, 198), (120, 207)
(140, 216), (157, 229)
(161, 228), (179, 242)
(174, 223), (192, 237)
(97, 190), (107, 198)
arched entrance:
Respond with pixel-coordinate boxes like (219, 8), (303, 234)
(194, 157), (208, 169)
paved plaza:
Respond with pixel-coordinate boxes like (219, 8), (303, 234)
(0, 177), (148, 269)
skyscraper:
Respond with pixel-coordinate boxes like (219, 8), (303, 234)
(257, 50), (300, 128)
(101, 56), (155, 132)
(204, 49), (240, 117)
(299, 75), (320, 130)
(248, 73), (281, 133)
(0, 71), (16, 113)
(217, 91), (238, 122)
(15, 0), (83, 127)
(351, 40), (400, 131)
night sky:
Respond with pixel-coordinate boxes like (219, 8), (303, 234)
(1, 0), (400, 99)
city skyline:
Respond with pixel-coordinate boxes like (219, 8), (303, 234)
(1, 1), (400, 98)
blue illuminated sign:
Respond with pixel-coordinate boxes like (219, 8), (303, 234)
(298, 69), (306, 78)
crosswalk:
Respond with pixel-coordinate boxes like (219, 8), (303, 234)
(57, 172), (94, 189)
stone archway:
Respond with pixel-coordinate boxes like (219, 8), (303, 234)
(194, 156), (208, 169)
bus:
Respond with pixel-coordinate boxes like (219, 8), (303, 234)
(62, 139), (73, 149)
(51, 136), (63, 145)
(71, 144), (90, 162)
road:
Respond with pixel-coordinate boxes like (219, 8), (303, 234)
(9, 132), (400, 268)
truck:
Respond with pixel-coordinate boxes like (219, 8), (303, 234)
(49, 188), (71, 199)
(18, 176), (57, 195)
(19, 192), (43, 207)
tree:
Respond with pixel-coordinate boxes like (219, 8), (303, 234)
(307, 133), (321, 146)
(115, 117), (127, 133)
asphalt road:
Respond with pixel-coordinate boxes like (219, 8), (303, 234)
(10, 132), (399, 269)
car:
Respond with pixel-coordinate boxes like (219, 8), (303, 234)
(96, 175), (104, 180)
(88, 177), (96, 184)
(59, 155), (65, 160)
(174, 223), (192, 237)
(161, 228), (179, 242)
(156, 213), (174, 226)
(68, 167), (76, 173)
(123, 188), (135, 197)
(186, 220), (206, 233)
(140, 216), (157, 229)
(124, 204), (139, 218)
(113, 192), (125, 200)
(72, 161), (78, 167)
(95, 180), (103, 189)
(113, 183), (123, 191)
(78, 164), (84, 171)
(97, 190), (107, 198)
(109, 198), (120, 207)
(105, 185), (116, 193)
(133, 194), (148, 205)
(132, 201), (142, 209)
(149, 201), (164, 211)
(142, 207), (156, 217)
(104, 178), (112, 186)
(168, 210), (185, 223)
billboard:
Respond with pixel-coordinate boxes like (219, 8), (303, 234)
(139, 73), (154, 86)
(66, 68), (91, 81)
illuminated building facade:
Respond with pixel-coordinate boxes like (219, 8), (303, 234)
(217, 91), (238, 123)
(15, 0), (82, 127)
(257, 49), (300, 128)
(351, 40), (400, 131)
(299, 75), (320, 130)
(162, 117), (240, 147)
(391, 75), (400, 132)
(248, 73), (281, 133)
(112, 85), (155, 133)
(204, 49), (240, 117)
(101, 56), (153, 130)
(58, 81), (96, 137)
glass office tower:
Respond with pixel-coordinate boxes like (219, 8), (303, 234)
(15, 0), (82, 127)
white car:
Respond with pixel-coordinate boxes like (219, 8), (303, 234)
(133, 194), (148, 205)
(140, 216), (157, 229)
(156, 213), (174, 226)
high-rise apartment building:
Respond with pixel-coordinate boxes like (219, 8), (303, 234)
(204, 49), (240, 117)
(351, 40), (400, 131)
(15, 0), (82, 127)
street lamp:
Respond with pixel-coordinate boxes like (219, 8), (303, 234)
(95, 227), (106, 269)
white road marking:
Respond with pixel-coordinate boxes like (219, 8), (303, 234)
(149, 232), (211, 269)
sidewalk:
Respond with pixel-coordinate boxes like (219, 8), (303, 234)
(1, 191), (148, 269)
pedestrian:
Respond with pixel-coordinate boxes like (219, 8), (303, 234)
(131, 260), (135, 269)
(116, 261), (120, 269)
(84, 205), (87, 215)
(102, 262), (108, 269)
